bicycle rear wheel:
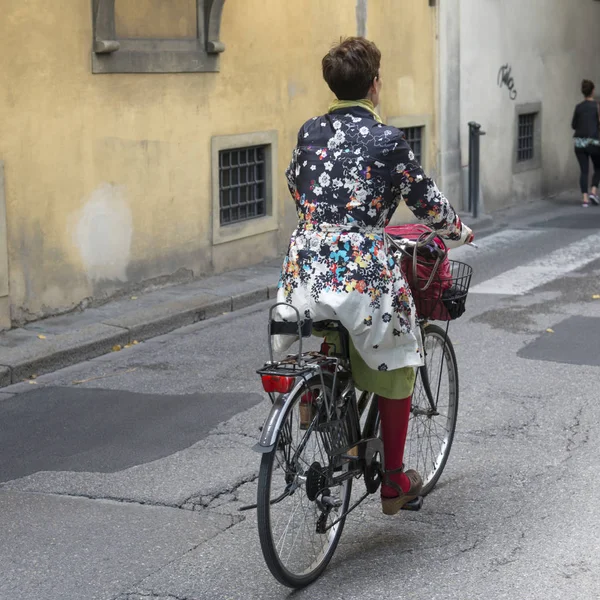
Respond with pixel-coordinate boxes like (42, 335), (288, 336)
(257, 374), (353, 588)
(404, 323), (459, 496)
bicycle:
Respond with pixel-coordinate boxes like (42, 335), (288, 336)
(242, 229), (473, 588)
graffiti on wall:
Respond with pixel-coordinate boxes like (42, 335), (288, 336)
(498, 64), (517, 100)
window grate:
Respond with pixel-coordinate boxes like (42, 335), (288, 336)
(403, 126), (424, 165)
(219, 145), (267, 225)
(517, 113), (536, 162)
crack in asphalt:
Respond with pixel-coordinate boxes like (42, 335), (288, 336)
(111, 503), (245, 600)
(461, 391), (554, 444)
(461, 411), (539, 441)
(489, 530), (526, 570)
(563, 403), (590, 457)
(22, 487), (249, 527)
(20, 490), (181, 510)
(560, 560), (592, 580)
(181, 473), (259, 512)
(459, 537), (481, 554)
(436, 535), (481, 562)
(1, 428), (261, 516)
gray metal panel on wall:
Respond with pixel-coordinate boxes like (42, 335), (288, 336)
(356, 0), (368, 37)
(438, 0), (463, 208)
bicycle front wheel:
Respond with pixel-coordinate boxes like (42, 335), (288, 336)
(257, 374), (353, 588)
(404, 323), (459, 496)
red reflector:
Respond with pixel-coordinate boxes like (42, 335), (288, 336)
(261, 375), (296, 394)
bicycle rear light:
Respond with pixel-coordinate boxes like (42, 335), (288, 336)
(261, 375), (296, 394)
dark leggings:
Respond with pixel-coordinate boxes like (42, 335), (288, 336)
(575, 145), (600, 194)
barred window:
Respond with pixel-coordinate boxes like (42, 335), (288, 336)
(517, 113), (536, 162)
(219, 146), (267, 225)
(403, 126), (424, 165)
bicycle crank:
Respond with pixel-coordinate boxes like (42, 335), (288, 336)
(363, 437), (384, 494)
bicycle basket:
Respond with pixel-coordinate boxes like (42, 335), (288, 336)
(409, 259), (473, 321)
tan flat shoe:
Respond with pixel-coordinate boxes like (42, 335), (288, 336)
(381, 469), (423, 516)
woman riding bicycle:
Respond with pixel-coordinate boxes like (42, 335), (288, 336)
(275, 37), (473, 515)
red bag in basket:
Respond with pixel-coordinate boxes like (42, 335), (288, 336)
(385, 224), (452, 321)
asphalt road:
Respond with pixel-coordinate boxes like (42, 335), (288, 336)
(2, 203), (600, 600)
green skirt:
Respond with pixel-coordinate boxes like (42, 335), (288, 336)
(315, 331), (416, 399)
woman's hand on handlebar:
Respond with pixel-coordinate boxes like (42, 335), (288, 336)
(445, 223), (474, 249)
(461, 224), (474, 246)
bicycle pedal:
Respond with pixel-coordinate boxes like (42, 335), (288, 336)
(401, 496), (423, 511)
(320, 494), (342, 509)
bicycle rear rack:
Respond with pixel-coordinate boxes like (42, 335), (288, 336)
(266, 303), (312, 366)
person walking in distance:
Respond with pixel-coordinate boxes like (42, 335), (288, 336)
(572, 79), (600, 207)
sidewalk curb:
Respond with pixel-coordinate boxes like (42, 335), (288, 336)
(0, 324), (130, 385)
(102, 294), (232, 342)
(0, 285), (278, 388)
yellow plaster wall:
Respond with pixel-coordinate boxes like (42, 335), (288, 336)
(369, 0), (438, 171)
(0, 0), (436, 324)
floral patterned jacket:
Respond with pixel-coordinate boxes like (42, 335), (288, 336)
(275, 105), (469, 372)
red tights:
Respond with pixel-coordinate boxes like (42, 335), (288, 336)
(378, 395), (412, 497)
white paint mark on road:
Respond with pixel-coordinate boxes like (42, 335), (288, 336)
(471, 231), (600, 295)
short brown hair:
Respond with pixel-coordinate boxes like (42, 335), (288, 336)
(322, 37), (381, 100)
(582, 79), (595, 97)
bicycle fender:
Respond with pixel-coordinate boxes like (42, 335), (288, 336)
(252, 441), (275, 453)
(254, 380), (306, 451)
